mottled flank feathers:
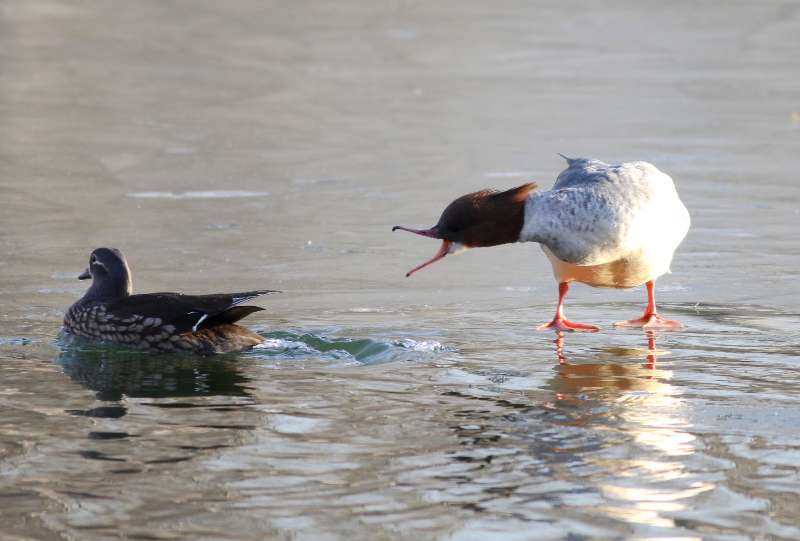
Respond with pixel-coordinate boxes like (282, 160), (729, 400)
(63, 248), (277, 354)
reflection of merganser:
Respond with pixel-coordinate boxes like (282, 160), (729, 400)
(393, 156), (690, 332)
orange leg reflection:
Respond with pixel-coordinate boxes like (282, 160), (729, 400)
(645, 330), (657, 370)
(553, 330), (659, 370)
(554, 331), (566, 365)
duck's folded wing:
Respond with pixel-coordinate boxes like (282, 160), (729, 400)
(106, 290), (278, 334)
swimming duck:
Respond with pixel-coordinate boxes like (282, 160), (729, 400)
(63, 248), (277, 353)
(393, 156), (690, 331)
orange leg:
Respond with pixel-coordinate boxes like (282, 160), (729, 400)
(614, 280), (683, 330)
(537, 282), (600, 332)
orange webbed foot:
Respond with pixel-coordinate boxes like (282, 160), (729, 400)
(614, 313), (683, 330)
(537, 317), (600, 333)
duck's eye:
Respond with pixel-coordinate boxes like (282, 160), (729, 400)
(90, 255), (97, 264)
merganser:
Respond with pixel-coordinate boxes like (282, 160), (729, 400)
(64, 248), (279, 353)
(393, 156), (690, 332)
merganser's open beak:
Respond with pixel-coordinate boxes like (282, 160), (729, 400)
(392, 225), (452, 277)
(404, 239), (452, 277)
(78, 268), (91, 280)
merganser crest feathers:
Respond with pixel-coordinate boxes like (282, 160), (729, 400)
(495, 182), (538, 203)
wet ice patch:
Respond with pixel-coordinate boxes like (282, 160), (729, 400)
(249, 330), (452, 365)
(386, 28), (417, 40)
(503, 286), (536, 293)
(254, 338), (317, 355)
(303, 240), (323, 252)
(52, 271), (81, 280)
(484, 171), (535, 179)
(654, 283), (688, 292)
(267, 414), (329, 434)
(127, 191), (270, 200)
(291, 177), (349, 186)
(163, 146), (196, 155)
(38, 287), (82, 294)
(0, 336), (34, 346)
(392, 338), (449, 353)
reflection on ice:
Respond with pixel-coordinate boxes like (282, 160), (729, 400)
(419, 332), (708, 535)
(551, 331), (708, 531)
(127, 191), (270, 199)
(56, 341), (253, 400)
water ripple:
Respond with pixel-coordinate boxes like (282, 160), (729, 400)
(249, 329), (452, 364)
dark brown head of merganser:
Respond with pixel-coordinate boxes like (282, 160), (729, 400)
(393, 182), (536, 277)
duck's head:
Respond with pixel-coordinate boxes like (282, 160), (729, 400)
(79, 247), (133, 299)
(393, 182), (537, 277)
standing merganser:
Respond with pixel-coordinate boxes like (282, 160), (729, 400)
(393, 156), (690, 332)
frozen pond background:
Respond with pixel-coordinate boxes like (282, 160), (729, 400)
(2, 1), (800, 539)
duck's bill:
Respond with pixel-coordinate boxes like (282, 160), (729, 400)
(392, 225), (441, 238)
(405, 240), (452, 278)
(78, 269), (91, 280)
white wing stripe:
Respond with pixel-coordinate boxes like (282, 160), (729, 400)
(192, 313), (209, 332)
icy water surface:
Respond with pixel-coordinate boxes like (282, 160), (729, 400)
(2, 1), (800, 539)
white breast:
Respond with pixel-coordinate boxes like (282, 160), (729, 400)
(520, 159), (690, 288)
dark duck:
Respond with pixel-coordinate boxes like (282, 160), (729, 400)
(63, 248), (277, 354)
